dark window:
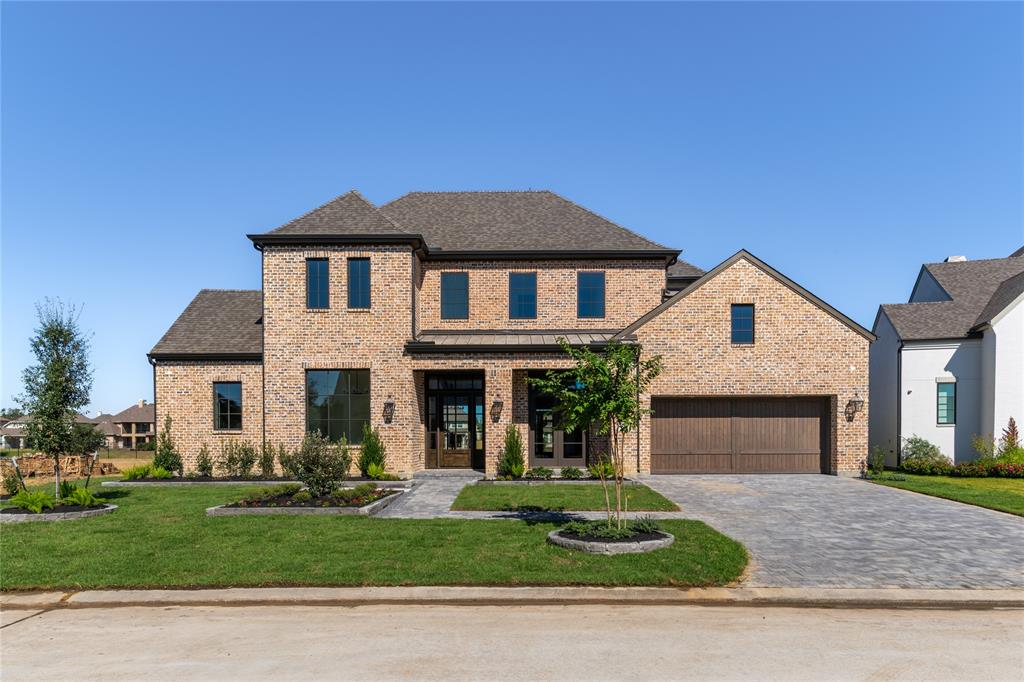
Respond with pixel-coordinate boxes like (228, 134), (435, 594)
(306, 258), (329, 309)
(306, 369), (370, 444)
(213, 382), (242, 430)
(937, 383), (956, 425)
(577, 271), (605, 318)
(440, 272), (469, 320)
(509, 272), (537, 319)
(731, 304), (755, 344)
(348, 258), (370, 309)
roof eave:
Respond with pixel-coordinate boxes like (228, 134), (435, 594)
(247, 233), (426, 253)
(148, 352), (263, 362)
(423, 248), (679, 263)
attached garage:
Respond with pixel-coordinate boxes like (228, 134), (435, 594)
(650, 397), (830, 474)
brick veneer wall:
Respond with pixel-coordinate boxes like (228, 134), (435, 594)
(417, 259), (665, 331)
(154, 361), (264, 470)
(625, 258), (870, 475)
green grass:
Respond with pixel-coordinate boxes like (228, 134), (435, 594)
(0, 483), (745, 590)
(451, 482), (679, 512)
(872, 475), (1024, 516)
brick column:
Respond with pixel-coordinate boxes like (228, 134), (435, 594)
(485, 367), (513, 477)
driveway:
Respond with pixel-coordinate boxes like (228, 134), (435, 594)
(643, 475), (1024, 589)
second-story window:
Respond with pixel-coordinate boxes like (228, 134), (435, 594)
(306, 258), (329, 309)
(731, 304), (755, 344)
(348, 258), (371, 309)
(577, 271), (605, 318)
(509, 272), (537, 319)
(440, 272), (469, 320)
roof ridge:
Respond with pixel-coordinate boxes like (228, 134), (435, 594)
(547, 190), (672, 251)
(198, 288), (261, 294)
(925, 256), (1022, 266)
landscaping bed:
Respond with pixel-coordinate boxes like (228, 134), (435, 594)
(0, 483), (746, 590)
(870, 474), (1024, 516)
(451, 482), (679, 512)
(207, 482), (402, 516)
(0, 504), (117, 524)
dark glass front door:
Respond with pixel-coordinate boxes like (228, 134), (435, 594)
(425, 373), (485, 469)
(529, 392), (586, 468)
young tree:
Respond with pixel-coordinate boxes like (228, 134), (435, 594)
(153, 415), (183, 475)
(68, 422), (105, 456)
(18, 300), (93, 499)
(528, 339), (662, 529)
(1000, 417), (1020, 455)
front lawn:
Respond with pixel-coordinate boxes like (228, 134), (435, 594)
(451, 482), (680, 512)
(871, 475), (1024, 516)
(0, 484), (744, 590)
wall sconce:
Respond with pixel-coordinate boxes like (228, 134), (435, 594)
(490, 400), (504, 423)
(383, 395), (396, 424)
(845, 394), (864, 422)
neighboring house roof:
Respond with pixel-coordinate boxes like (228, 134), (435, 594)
(880, 254), (1024, 340)
(666, 260), (705, 279)
(111, 402), (155, 424)
(93, 419), (118, 437)
(0, 413), (97, 437)
(406, 329), (620, 353)
(614, 250), (875, 341)
(148, 290), (262, 359)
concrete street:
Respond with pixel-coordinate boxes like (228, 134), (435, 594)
(3, 604), (1022, 681)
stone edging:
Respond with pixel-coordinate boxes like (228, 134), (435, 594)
(477, 479), (638, 486)
(0, 504), (118, 524)
(205, 489), (404, 517)
(547, 529), (675, 555)
(103, 480), (413, 489)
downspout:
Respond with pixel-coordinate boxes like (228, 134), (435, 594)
(148, 356), (157, 454)
(635, 345), (641, 474)
(260, 244), (266, 451)
(896, 341), (903, 466)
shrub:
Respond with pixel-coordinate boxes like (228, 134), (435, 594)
(999, 417), (1020, 455)
(236, 441), (258, 478)
(497, 424), (526, 480)
(136, 439), (156, 452)
(148, 466), (173, 480)
(868, 446), (887, 476)
(217, 440), (258, 478)
(242, 483), (301, 503)
(59, 479), (76, 500)
(900, 458), (953, 476)
(630, 515), (662, 534)
(10, 489), (55, 514)
(2, 469), (21, 496)
(560, 466), (583, 480)
(153, 415), (183, 476)
(562, 520), (635, 540)
(196, 444), (214, 477)
(122, 464), (152, 481)
(587, 455), (615, 480)
(280, 432), (351, 497)
(900, 435), (950, 474)
(357, 424), (387, 478)
(259, 442), (276, 479)
(292, 490), (312, 504)
(62, 486), (100, 507)
(972, 434), (997, 460)
(997, 446), (1024, 465)
(525, 466), (554, 480)
(366, 462), (392, 480)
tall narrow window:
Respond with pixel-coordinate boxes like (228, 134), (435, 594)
(348, 258), (370, 309)
(577, 271), (605, 318)
(440, 272), (469, 320)
(937, 382), (956, 425)
(213, 382), (242, 430)
(306, 258), (329, 309)
(731, 304), (755, 344)
(306, 369), (371, 444)
(509, 272), (537, 319)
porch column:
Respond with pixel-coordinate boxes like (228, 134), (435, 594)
(485, 367), (513, 477)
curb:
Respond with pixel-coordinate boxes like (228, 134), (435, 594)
(3, 586), (1022, 611)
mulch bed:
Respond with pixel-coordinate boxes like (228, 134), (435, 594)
(1, 504), (101, 515)
(558, 529), (667, 543)
(225, 489), (396, 509)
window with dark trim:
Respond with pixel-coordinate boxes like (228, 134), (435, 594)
(213, 382), (242, 430)
(347, 258), (371, 309)
(440, 272), (469, 320)
(306, 258), (329, 309)
(937, 382), (956, 425)
(731, 304), (755, 344)
(306, 369), (370, 444)
(509, 272), (537, 319)
(577, 271), (605, 318)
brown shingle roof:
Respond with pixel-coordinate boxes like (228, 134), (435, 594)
(111, 402), (155, 424)
(973, 270), (1024, 329)
(666, 260), (704, 278)
(269, 190), (405, 236)
(881, 256), (1024, 340)
(149, 290), (262, 358)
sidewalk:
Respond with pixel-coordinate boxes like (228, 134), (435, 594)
(4, 585), (1022, 611)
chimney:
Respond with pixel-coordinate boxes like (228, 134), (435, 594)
(944, 255), (967, 263)
(138, 399), (146, 408)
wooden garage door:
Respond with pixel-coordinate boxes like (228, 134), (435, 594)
(651, 397), (827, 474)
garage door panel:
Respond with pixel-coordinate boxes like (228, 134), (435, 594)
(652, 453), (732, 474)
(650, 398), (730, 456)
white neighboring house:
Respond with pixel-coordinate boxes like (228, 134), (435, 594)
(870, 247), (1024, 465)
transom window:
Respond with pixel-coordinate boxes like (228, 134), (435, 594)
(306, 369), (370, 444)
(347, 258), (371, 309)
(440, 272), (469, 320)
(306, 258), (329, 309)
(509, 272), (537, 319)
(577, 271), (605, 318)
(213, 382), (242, 430)
(731, 304), (755, 344)
(937, 382), (956, 425)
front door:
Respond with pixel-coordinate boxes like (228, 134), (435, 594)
(439, 394), (472, 468)
(425, 373), (485, 469)
(529, 392), (587, 468)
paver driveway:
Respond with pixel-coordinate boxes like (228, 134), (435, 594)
(643, 475), (1024, 588)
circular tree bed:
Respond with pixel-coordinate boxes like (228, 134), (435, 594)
(0, 503), (117, 524)
(547, 526), (675, 555)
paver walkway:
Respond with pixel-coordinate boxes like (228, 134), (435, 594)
(378, 471), (483, 518)
(643, 474), (1024, 589)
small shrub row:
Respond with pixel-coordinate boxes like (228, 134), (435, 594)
(562, 516), (662, 540)
(7, 481), (102, 513)
(121, 463), (173, 480)
(525, 466), (554, 480)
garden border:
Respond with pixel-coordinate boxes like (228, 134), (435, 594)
(0, 504), (118, 524)
(547, 529), (675, 555)
(477, 479), (639, 486)
(205, 489), (404, 517)
(104, 479), (413, 489)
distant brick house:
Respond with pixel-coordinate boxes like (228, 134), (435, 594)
(94, 400), (156, 450)
(150, 190), (872, 477)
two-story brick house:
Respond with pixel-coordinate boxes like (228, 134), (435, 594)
(149, 190), (873, 477)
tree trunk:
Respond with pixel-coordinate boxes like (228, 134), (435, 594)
(53, 456), (61, 500)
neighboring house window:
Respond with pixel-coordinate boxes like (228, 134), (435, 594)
(306, 258), (329, 309)
(937, 382), (956, 425)
(213, 382), (242, 430)
(348, 258), (371, 309)
(731, 304), (755, 344)
(440, 272), (469, 320)
(577, 271), (605, 319)
(306, 369), (370, 444)
(509, 272), (537, 319)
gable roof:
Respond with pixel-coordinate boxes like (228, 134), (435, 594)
(268, 190), (406, 237)
(148, 290), (263, 360)
(666, 259), (705, 279)
(111, 402), (155, 424)
(880, 254), (1024, 340)
(615, 250), (874, 341)
(973, 269), (1024, 329)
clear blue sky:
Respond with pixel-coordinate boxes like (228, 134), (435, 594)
(2, 2), (1021, 416)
